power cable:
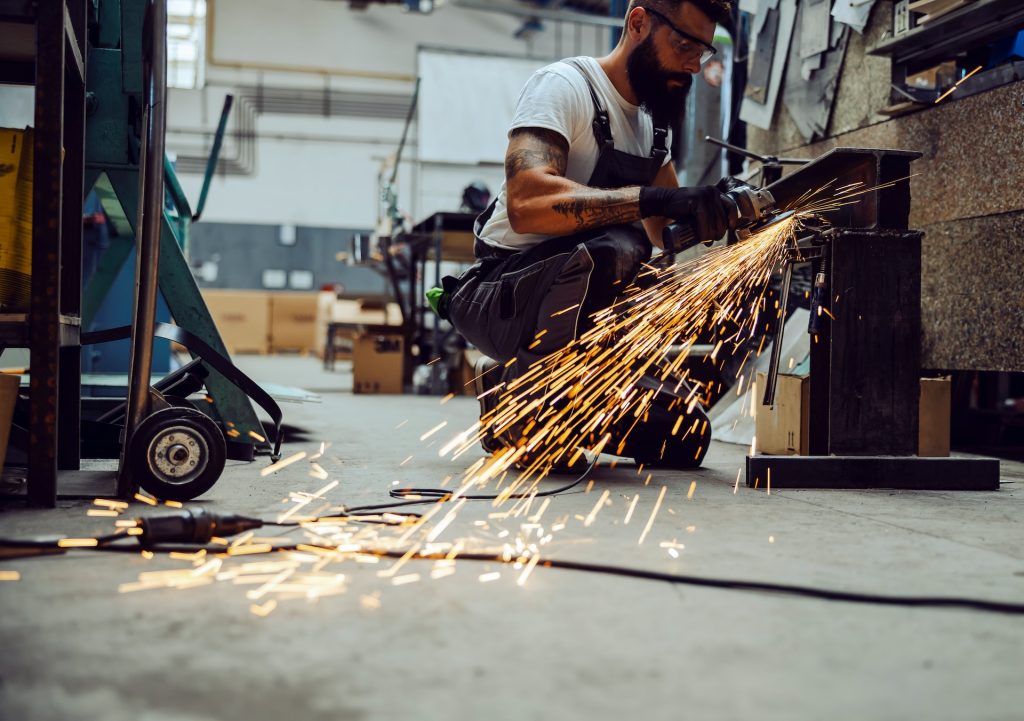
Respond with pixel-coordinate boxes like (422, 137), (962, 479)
(3, 537), (1023, 616)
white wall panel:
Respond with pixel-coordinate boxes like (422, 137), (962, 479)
(168, 0), (615, 229)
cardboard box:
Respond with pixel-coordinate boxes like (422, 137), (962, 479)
(0, 373), (19, 471)
(353, 331), (404, 394)
(201, 289), (271, 354)
(755, 371), (953, 457)
(755, 370), (810, 455)
(0, 128), (25, 218)
(269, 292), (318, 353)
(919, 376), (951, 457)
(459, 348), (484, 396)
(0, 217), (30, 311)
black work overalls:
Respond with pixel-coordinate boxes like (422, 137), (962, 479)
(447, 60), (711, 467)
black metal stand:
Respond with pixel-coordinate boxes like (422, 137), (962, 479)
(744, 147), (1001, 491)
(747, 456), (1000, 491)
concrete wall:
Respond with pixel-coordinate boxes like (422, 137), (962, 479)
(747, 2), (1024, 372)
(168, 0), (612, 230)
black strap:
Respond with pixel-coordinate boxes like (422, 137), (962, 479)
(567, 59), (614, 151)
(565, 59), (669, 161)
(651, 126), (669, 163)
(81, 323), (285, 461)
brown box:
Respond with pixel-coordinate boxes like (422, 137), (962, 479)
(459, 348), (484, 396)
(919, 376), (951, 457)
(269, 292), (318, 353)
(0, 128), (25, 218)
(353, 331), (404, 394)
(201, 289), (271, 354)
(754, 370), (810, 456)
(0, 373), (20, 470)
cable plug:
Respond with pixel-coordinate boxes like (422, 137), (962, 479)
(137, 508), (263, 546)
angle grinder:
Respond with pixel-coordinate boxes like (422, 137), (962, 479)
(662, 184), (782, 253)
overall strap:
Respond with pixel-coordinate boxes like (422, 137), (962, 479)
(566, 59), (614, 152)
(650, 124), (669, 164)
(567, 59), (670, 163)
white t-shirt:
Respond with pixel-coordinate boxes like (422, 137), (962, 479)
(478, 55), (673, 251)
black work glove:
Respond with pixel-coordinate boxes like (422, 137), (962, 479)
(639, 185), (729, 243)
(715, 175), (751, 194)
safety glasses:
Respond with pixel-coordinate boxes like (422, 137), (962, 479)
(644, 7), (717, 66)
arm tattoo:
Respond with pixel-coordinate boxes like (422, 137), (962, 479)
(505, 128), (569, 181)
(552, 191), (639, 230)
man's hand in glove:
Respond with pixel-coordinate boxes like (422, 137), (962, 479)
(638, 185), (730, 243)
(715, 175), (751, 194)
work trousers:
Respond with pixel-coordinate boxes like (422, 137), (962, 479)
(449, 225), (710, 467)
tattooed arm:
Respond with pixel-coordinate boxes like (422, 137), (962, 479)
(503, 127), (644, 237)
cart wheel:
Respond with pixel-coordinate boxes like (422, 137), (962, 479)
(128, 407), (226, 501)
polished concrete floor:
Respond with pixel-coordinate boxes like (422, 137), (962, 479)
(1, 355), (1022, 721)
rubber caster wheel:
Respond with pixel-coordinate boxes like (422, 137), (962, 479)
(128, 407), (226, 501)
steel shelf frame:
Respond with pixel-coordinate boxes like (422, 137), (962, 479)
(0, 0), (90, 506)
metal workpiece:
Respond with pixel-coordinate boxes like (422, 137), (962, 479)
(767, 147), (922, 231)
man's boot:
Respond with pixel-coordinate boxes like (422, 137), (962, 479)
(604, 371), (712, 469)
(473, 355), (506, 454)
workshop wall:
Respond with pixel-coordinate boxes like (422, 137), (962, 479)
(187, 222), (387, 295)
(168, 0), (611, 231)
(746, 2), (1024, 372)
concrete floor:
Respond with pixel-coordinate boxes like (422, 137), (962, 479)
(1, 355), (1023, 721)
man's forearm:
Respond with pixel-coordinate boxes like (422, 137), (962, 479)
(508, 178), (644, 236)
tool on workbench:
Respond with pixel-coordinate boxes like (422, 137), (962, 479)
(704, 135), (809, 186)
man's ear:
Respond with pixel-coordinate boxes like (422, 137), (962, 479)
(626, 6), (650, 41)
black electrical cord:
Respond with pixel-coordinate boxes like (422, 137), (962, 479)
(13, 540), (1023, 616)
(0, 532), (124, 549)
(386, 463), (593, 502)
(263, 455), (598, 528)
(2, 464), (1022, 615)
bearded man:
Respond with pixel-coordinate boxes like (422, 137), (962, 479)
(445, 0), (734, 471)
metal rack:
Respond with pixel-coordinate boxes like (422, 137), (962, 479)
(0, 0), (90, 506)
(382, 211), (476, 394)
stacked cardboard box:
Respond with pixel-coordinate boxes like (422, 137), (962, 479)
(201, 289), (271, 354)
(0, 127), (32, 312)
(314, 292), (402, 359)
(269, 292), (318, 353)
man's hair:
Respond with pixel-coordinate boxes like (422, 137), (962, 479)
(628, 0), (733, 26)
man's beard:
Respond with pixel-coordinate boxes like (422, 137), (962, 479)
(626, 35), (692, 126)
